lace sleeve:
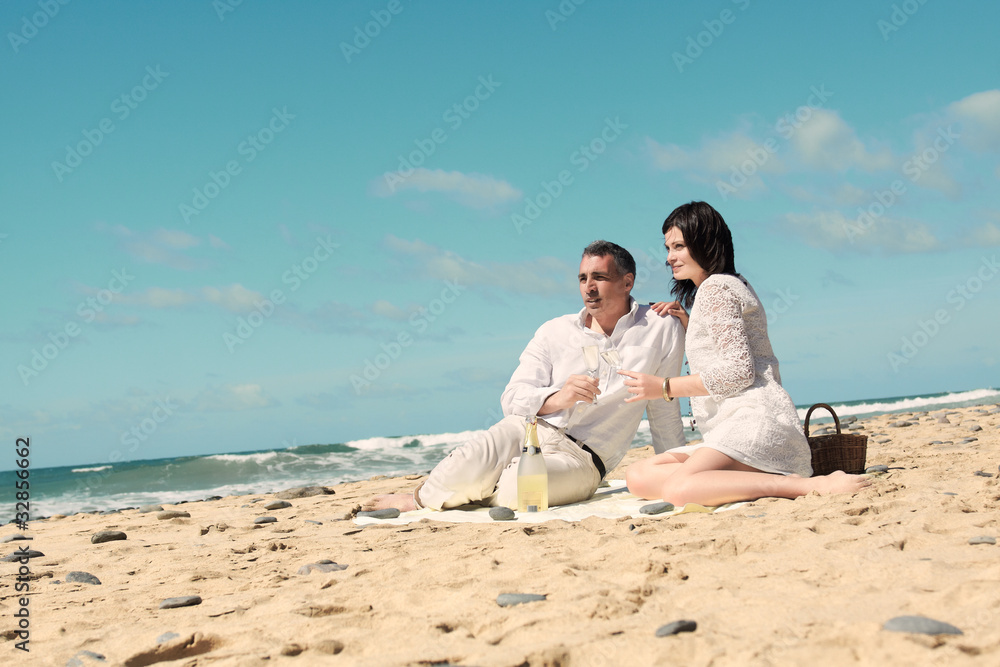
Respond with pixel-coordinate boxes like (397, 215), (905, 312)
(697, 279), (755, 400)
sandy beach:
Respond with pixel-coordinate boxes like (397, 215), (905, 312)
(3, 404), (998, 666)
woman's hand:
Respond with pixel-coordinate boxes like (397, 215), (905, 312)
(619, 370), (665, 403)
(650, 301), (689, 330)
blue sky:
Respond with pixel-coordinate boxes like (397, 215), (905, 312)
(2, 0), (998, 470)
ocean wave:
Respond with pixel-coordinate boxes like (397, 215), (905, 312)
(205, 451), (281, 464)
(71, 465), (113, 473)
(796, 388), (999, 420)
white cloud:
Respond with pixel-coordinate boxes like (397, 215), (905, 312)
(783, 210), (939, 253)
(201, 284), (267, 313)
(372, 168), (521, 209)
(208, 235), (230, 250)
(948, 89), (1000, 152)
(97, 224), (219, 270)
(191, 384), (279, 412)
(790, 109), (894, 172)
(646, 131), (786, 175)
(152, 228), (200, 249)
(371, 300), (408, 320)
(126, 287), (198, 309)
(383, 234), (572, 296)
(961, 221), (1000, 247)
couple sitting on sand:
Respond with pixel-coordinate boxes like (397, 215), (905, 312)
(372, 202), (870, 514)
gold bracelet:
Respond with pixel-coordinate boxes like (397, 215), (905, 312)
(661, 377), (673, 402)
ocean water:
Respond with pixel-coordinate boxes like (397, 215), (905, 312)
(7, 388), (998, 519)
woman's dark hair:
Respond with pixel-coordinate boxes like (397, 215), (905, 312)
(661, 201), (737, 309)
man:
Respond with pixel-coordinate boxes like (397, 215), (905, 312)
(371, 240), (685, 512)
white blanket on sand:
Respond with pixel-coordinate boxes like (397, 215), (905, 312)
(354, 480), (744, 525)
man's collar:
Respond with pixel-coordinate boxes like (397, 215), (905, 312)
(575, 297), (639, 333)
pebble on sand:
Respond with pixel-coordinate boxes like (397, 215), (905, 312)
(66, 571), (102, 585)
(264, 500), (292, 510)
(275, 485), (336, 499)
(357, 508), (401, 520)
(298, 560), (349, 574)
(968, 424), (983, 432)
(883, 615), (963, 636)
(159, 595), (203, 609)
(66, 649), (107, 665)
(973, 470), (994, 478)
(656, 620), (698, 637)
(640, 501), (676, 515)
(496, 593), (546, 607)
(254, 516), (278, 524)
(865, 465), (889, 474)
(968, 536), (996, 545)
(489, 507), (516, 521)
(2, 549), (44, 562)
(91, 530), (127, 544)
(138, 505), (163, 513)
(0, 534), (31, 543)
(157, 511), (191, 520)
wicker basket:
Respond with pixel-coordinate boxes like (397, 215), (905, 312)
(804, 403), (867, 476)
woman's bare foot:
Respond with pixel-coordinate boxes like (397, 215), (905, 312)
(362, 493), (417, 513)
(809, 470), (873, 495)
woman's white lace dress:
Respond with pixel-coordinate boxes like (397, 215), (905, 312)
(673, 274), (813, 476)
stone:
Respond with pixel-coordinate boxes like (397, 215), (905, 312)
(66, 571), (102, 585)
(275, 485), (336, 499)
(66, 650), (107, 665)
(254, 517), (278, 524)
(960, 438), (979, 444)
(281, 643), (305, 656)
(204, 495), (223, 501)
(865, 465), (889, 474)
(496, 593), (546, 607)
(0, 534), (31, 543)
(875, 438), (891, 444)
(157, 511), (191, 520)
(928, 441), (943, 445)
(640, 501), (676, 515)
(159, 595), (202, 609)
(99, 510), (119, 515)
(298, 560), (348, 575)
(264, 500), (292, 510)
(974, 470), (994, 478)
(305, 520), (323, 525)
(91, 530), (127, 544)
(969, 424), (983, 432)
(2, 549), (44, 562)
(936, 417), (950, 425)
(656, 620), (698, 637)
(157, 632), (180, 644)
(889, 421), (913, 428)
(942, 492), (958, 496)
(357, 508), (400, 520)
(313, 640), (345, 655)
(883, 615), (962, 635)
(968, 536), (996, 545)
(489, 507), (516, 521)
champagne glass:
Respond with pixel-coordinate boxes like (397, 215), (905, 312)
(582, 345), (600, 379)
(600, 348), (622, 387)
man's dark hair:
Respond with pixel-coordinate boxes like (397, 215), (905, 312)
(582, 240), (636, 279)
(661, 201), (737, 309)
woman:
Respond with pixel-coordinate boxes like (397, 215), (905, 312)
(620, 202), (870, 506)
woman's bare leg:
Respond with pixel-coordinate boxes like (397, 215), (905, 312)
(625, 451), (689, 499)
(658, 448), (871, 507)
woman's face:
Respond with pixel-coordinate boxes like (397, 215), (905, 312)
(664, 226), (709, 286)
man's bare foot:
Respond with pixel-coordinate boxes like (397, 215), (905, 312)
(362, 493), (417, 513)
(810, 470), (873, 495)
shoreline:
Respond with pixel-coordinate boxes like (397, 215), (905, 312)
(13, 390), (1000, 520)
(2, 403), (998, 665)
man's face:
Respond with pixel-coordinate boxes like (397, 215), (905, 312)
(578, 254), (633, 321)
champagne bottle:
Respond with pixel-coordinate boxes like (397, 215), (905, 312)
(516, 416), (548, 512)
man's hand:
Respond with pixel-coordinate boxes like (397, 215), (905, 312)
(539, 374), (600, 414)
(650, 300), (689, 330)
